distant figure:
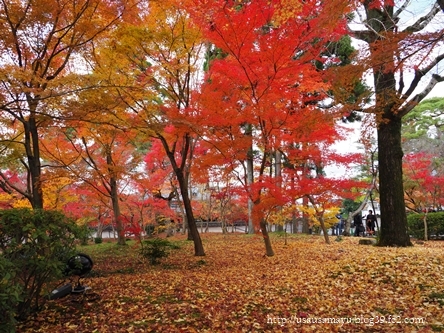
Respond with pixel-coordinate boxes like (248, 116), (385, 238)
(365, 210), (377, 236)
(337, 219), (344, 235)
(354, 213), (363, 237)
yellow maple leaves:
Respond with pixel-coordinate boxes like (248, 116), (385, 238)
(17, 234), (444, 332)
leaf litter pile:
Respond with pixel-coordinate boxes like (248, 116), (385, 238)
(17, 234), (444, 333)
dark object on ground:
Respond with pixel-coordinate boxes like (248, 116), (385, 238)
(49, 254), (94, 299)
(49, 283), (73, 300)
(65, 253), (94, 277)
(359, 239), (376, 245)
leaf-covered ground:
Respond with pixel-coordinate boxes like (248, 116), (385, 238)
(17, 234), (444, 332)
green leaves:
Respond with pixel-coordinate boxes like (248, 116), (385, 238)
(0, 208), (81, 322)
(139, 238), (181, 265)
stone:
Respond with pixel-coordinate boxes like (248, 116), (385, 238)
(358, 239), (376, 245)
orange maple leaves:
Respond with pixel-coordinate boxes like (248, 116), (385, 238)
(17, 234), (444, 333)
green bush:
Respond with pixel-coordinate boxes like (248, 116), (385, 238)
(94, 237), (103, 244)
(140, 238), (180, 265)
(407, 212), (444, 239)
(78, 224), (93, 245)
(0, 208), (81, 325)
(0, 256), (22, 333)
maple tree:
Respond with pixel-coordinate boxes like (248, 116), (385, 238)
(0, 0), (141, 209)
(402, 151), (444, 241)
(135, 140), (185, 236)
(58, 121), (142, 245)
(401, 98), (444, 235)
(91, 0), (208, 255)
(191, 0), (363, 254)
(348, 0), (444, 246)
(64, 186), (114, 238)
(403, 152), (444, 211)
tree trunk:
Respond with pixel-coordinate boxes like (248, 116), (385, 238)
(108, 151), (126, 245)
(377, 118), (412, 246)
(344, 215), (353, 236)
(247, 148), (255, 234)
(301, 196), (310, 234)
(360, 2), (414, 247)
(245, 124), (255, 234)
(25, 109), (44, 209)
(177, 172), (205, 256)
(97, 213), (104, 238)
(259, 218), (274, 256)
(222, 219), (228, 234)
(318, 216), (330, 244)
(275, 150), (283, 232)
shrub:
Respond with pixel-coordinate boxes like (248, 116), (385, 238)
(77, 224), (93, 245)
(0, 208), (81, 324)
(140, 238), (180, 265)
(407, 212), (444, 240)
(94, 237), (103, 244)
(0, 256), (22, 333)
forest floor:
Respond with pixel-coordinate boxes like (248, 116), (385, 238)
(16, 233), (444, 333)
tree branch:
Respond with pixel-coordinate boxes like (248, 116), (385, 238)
(400, 74), (444, 117)
(0, 170), (30, 200)
(394, 0), (412, 20)
(402, 2), (441, 33)
(401, 52), (444, 100)
(349, 29), (374, 43)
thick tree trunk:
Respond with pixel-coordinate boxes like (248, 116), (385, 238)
(364, 2), (411, 246)
(377, 118), (412, 246)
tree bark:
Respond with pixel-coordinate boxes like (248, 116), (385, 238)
(259, 218), (274, 256)
(318, 216), (330, 245)
(275, 150), (283, 232)
(423, 211), (429, 241)
(356, 2), (421, 247)
(377, 117), (412, 246)
(25, 105), (44, 209)
(301, 196), (310, 234)
(160, 134), (205, 256)
(176, 168), (205, 256)
(107, 152), (126, 246)
(246, 125), (255, 234)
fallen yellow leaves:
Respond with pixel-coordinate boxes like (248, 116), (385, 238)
(17, 234), (444, 332)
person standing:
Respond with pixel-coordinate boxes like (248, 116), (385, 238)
(365, 210), (377, 236)
(354, 213), (363, 237)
